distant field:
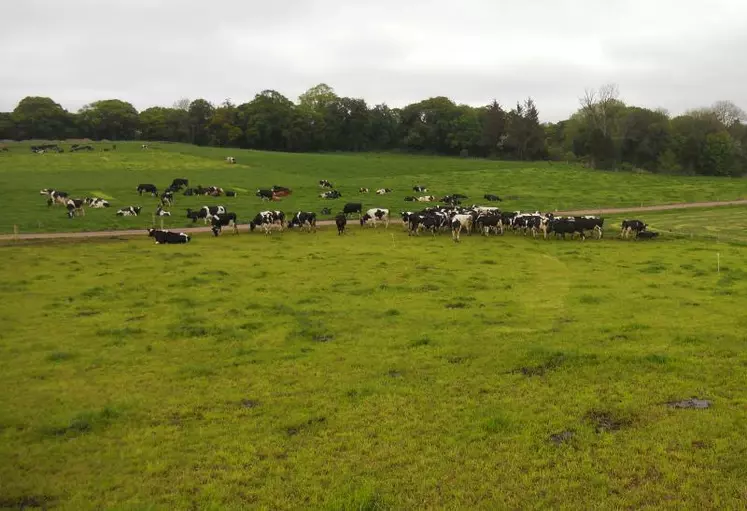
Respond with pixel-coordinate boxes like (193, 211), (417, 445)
(1, 228), (746, 509)
(1, 141), (747, 234)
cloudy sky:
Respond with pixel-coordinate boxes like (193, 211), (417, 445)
(1, 0), (745, 121)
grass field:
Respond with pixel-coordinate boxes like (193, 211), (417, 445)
(1, 141), (747, 234)
(1, 227), (747, 509)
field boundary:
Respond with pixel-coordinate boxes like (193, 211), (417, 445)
(1, 199), (746, 242)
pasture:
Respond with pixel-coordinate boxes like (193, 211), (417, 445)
(1, 141), (747, 234)
(1, 226), (747, 509)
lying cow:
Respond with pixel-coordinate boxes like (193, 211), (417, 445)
(376, 188), (392, 195)
(117, 206), (142, 216)
(360, 208), (390, 228)
(211, 213), (239, 236)
(359, 187), (369, 193)
(484, 194), (502, 202)
(636, 231), (659, 240)
(417, 195), (436, 202)
(413, 185), (428, 193)
(84, 197), (110, 208)
(320, 190), (342, 199)
(225, 157), (236, 164)
(148, 228), (190, 244)
(319, 179), (333, 188)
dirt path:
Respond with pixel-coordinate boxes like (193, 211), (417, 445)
(1, 199), (746, 241)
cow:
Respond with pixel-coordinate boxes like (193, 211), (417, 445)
(249, 211), (285, 234)
(137, 184), (158, 196)
(41, 189), (69, 206)
(360, 208), (390, 228)
(170, 178), (189, 189)
(320, 190), (342, 199)
(636, 231), (659, 240)
(160, 191), (174, 207)
(342, 202), (363, 217)
(84, 197), (110, 208)
(335, 214), (347, 235)
(186, 206), (226, 224)
(541, 217), (587, 240)
(475, 214), (502, 236)
(417, 196), (436, 202)
(441, 195), (462, 206)
(155, 206), (171, 216)
(359, 187), (369, 193)
(484, 194), (502, 202)
(225, 191), (237, 197)
(0, 147), (8, 152)
(404, 196), (417, 202)
(271, 185), (292, 197)
(225, 157), (236, 164)
(320, 207), (332, 215)
(621, 219), (647, 239)
(256, 189), (275, 201)
(147, 228), (190, 244)
(376, 188), (392, 195)
(116, 206), (142, 217)
(451, 214), (473, 242)
(413, 185), (428, 193)
(288, 211), (317, 232)
(319, 180), (333, 188)
(210, 213), (239, 236)
(66, 199), (85, 218)
(141, 144), (149, 150)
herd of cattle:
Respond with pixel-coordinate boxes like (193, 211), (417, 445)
(39, 175), (660, 244)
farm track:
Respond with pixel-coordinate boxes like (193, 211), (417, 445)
(1, 199), (746, 241)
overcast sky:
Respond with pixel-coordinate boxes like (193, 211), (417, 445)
(2, 0), (746, 121)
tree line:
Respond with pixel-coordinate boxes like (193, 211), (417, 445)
(1, 83), (745, 176)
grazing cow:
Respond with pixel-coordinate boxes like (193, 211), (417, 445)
(155, 206), (171, 216)
(413, 185), (428, 193)
(171, 178), (189, 189)
(484, 194), (502, 202)
(249, 211), (285, 234)
(360, 208), (390, 228)
(451, 214), (473, 242)
(376, 188), (392, 195)
(342, 202), (363, 217)
(210, 213), (239, 236)
(147, 228), (190, 244)
(320, 207), (332, 215)
(66, 199), (85, 218)
(225, 157), (236, 164)
(160, 191), (174, 207)
(41, 189), (69, 206)
(359, 187), (369, 193)
(621, 219), (647, 239)
(256, 189), (275, 201)
(320, 190), (342, 199)
(271, 185), (292, 197)
(335, 214), (347, 235)
(288, 211), (317, 232)
(636, 231), (659, 240)
(84, 197), (110, 208)
(417, 195), (436, 202)
(319, 179), (333, 188)
(117, 206), (142, 217)
(186, 206), (226, 224)
(137, 184), (158, 196)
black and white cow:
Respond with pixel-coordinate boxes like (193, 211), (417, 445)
(636, 231), (659, 240)
(475, 214), (502, 235)
(84, 197), (110, 208)
(249, 211), (285, 234)
(147, 228), (190, 244)
(621, 219), (647, 239)
(160, 191), (174, 207)
(450, 214), (473, 242)
(413, 185), (428, 193)
(288, 211), (317, 232)
(155, 206), (171, 216)
(210, 213), (239, 236)
(41, 189), (69, 206)
(66, 199), (85, 218)
(137, 184), (158, 196)
(171, 178), (189, 189)
(484, 194), (502, 202)
(225, 157), (236, 164)
(404, 196), (417, 202)
(320, 190), (342, 199)
(256, 189), (275, 201)
(360, 208), (390, 228)
(417, 195), (436, 202)
(342, 202), (363, 217)
(225, 190), (237, 197)
(186, 206), (226, 224)
(376, 188), (392, 195)
(117, 206), (142, 217)
(271, 185), (292, 197)
(141, 144), (149, 150)
(359, 187), (369, 193)
(335, 214), (347, 235)
(319, 180), (333, 188)
(320, 207), (332, 215)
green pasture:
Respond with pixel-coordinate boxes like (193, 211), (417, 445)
(1, 227), (746, 509)
(1, 141), (746, 234)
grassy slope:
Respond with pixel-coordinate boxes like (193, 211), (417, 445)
(1, 229), (746, 509)
(1, 141), (746, 234)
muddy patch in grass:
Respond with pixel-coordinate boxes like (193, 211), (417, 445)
(285, 416), (326, 436)
(75, 308), (100, 317)
(43, 406), (122, 437)
(410, 336), (433, 347)
(549, 430), (575, 445)
(46, 351), (76, 362)
(240, 399), (260, 409)
(445, 302), (469, 309)
(585, 410), (632, 433)
(513, 352), (566, 376)
(0, 495), (56, 509)
(667, 398), (711, 409)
